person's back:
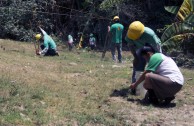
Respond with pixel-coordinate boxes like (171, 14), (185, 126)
(147, 53), (184, 85)
(110, 23), (124, 43)
(109, 16), (124, 63)
(43, 34), (56, 50)
(68, 35), (73, 44)
(125, 27), (161, 52)
(68, 34), (74, 51)
(89, 34), (96, 45)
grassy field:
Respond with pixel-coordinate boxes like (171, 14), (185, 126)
(0, 39), (194, 126)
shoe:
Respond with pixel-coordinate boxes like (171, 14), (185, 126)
(147, 89), (159, 105)
(140, 92), (151, 105)
(163, 96), (175, 105)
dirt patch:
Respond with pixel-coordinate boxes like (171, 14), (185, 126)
(104, 91), (194, 125)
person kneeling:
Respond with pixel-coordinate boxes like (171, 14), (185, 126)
(35, 31), (59, 56)
(129, 46), (184, 105)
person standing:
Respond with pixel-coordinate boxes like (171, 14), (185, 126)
(68, 34), (74, 51)
(125, 21), (161, 94)
(109, 16), (124, 63)
(35, 28), (59, 56)
(130, 46), (184, 105)
(89, 33), (96, 50)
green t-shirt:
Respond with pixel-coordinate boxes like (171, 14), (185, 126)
(89, 37), (96, 45)
(125, 27), (161, 52)
(146, 53), (163, 72)
(44, 35), (57, 49)
(110, 23), (124, 43)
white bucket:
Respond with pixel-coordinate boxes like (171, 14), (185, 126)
(135, 71), (147, 97)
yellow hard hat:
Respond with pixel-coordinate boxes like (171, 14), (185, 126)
(113, 16), (119, 21)
(127, 21), (145, 40)
(35, 34), (41, 40)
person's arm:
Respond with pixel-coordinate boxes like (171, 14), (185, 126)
(108, 26), (110, 32)
(40, 47), (48, 55)
(39, 39), (49, 55)
(130, 70), (149, 89)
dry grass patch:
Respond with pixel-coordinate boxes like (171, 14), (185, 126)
(0, 39), (194, 126)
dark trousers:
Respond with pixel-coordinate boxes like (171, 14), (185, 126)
(132, 48), (146, 83)
(41, 45), (58, 56)
(111, 43), (122, 62)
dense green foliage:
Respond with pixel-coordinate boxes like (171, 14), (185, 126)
(162, 0), (194, 54)
(0, 0), (174, 47)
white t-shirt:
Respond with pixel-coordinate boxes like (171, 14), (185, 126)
(146, 53), (184, 85)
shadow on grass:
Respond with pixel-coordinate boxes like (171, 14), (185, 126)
(110, 87), (130, 98)
(110, 87), (177, 108)
(154, 103), (177, 108)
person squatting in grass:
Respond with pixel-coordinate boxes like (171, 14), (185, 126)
(129, 45), (184, 105)
(125, 21), (162, 95)
(35, 28), (59, 56)
(109, 16), (124, 63)
(89, 33), (96, 51)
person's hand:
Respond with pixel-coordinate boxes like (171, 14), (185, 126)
(108, 26), (110, 32)
(129, 83), (136, 89)
(36, 50), (40, 55)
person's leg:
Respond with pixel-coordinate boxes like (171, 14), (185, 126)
(111, 43), (116, 61)
(68, 43), (71, 51)
(91, 45), (95, 50)
(144, 73), (182, 101)
(117, 43), (122, 63)
(46, 49), (59, 56)
(130, 67), (136, 95)
(131, 49), (146, 94)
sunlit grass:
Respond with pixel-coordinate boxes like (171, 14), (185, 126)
(0, 39), (194, 125)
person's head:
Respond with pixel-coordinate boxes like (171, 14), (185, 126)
(140, 45), (155, 62)
(90, 33), (93, 37)
(113, 16), (120, 23)
(35, 34), (42, 41)
(127, 21), (145, 40)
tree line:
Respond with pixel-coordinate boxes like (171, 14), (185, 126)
(0, 0), (183, 48)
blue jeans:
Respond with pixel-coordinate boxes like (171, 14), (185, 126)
(132, 48), (146, 83)
(111, 43), (122, 62)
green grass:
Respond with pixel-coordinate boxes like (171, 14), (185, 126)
(0, 39), (194, 126)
